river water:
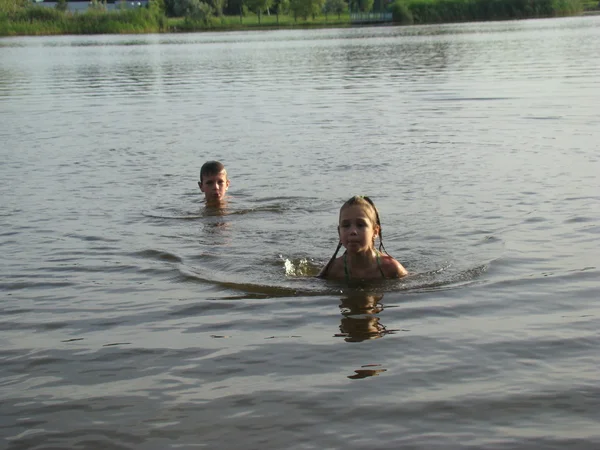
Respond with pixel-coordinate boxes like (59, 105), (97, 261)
(1, 16), (599, 450)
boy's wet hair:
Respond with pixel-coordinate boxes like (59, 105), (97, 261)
(200, 161), (226, 183)
(319, 195), (390, 278)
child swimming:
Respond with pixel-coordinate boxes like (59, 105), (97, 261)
(318, 196), (408, 281)
(198, 160), (230, 206)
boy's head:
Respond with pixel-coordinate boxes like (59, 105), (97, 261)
(198, 160), (230, 204)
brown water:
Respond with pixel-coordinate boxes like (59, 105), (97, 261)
(1, 17), (600, 450)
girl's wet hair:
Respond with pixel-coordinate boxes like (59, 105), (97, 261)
(318, 195), (391, 278)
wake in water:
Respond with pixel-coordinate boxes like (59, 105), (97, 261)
(142, 207), (285, 220)
(171, 255), (492, 299)
(142, 195), (295, 221)
(140, 193), (504, 299)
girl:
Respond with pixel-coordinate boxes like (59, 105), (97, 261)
(318, 196), (408, 281)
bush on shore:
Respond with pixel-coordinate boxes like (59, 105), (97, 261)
(0, 3), (167, 35)
(390, 0), (583, 24)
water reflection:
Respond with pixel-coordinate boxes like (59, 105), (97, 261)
(336, 292), (395, 343)
(0, 68), (18, 98)
(72, 61), (159, 95)
(201, 204), (230, 234)
(337, 293), (394, 379)
(347, 365), (387, 379)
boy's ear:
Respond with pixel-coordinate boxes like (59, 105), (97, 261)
(337, 226), (341, 238)
(198, 181), (204, 192)
(226, 179), (230, 190)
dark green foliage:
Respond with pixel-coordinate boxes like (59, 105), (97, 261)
(324, 0), (346, 17)
(165, 0), (184, 15)
(55, 0), (68, 12)
(273, 0), (290, 18)
(289, 0), (310, 18)
(68, 8), (158, 33)
(149, 0), (166, 13)
(358, 0), (373, 10)
(211, 0), (226, 15)
(390, 0), (413, 21)
(186, 0), (213, 20)
(389, 0), (582, 24)
(19, 5), (64, 21)
(222, 0), (242, 16)
(164, 0), (216, 18)
(579, 0), (598, 9)
(288, 0), (323, 19)
(245, 0), (272, 23)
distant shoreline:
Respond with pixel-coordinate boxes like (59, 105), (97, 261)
(1, 0), (596, 37)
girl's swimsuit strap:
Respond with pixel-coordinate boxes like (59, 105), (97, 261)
(376, 251), (386, 278)
(344, 253), (350, 283)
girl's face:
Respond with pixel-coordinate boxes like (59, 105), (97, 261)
(338, 204), (380, 254)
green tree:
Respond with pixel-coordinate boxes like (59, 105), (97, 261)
(273, 0), (289, 22)
(55, 0), (68, 12)
(245, 0), (272, 23)
(358, 0), (372, 11)
(149, 0), (166, 14)
(166, 0), (196, 15)
(311, 0), (324, 17)
(289, 0), (308, 19)
(164, 0), (187, 15)
(211, 0), (226, 16)
(390, 0), (412, 22)
(324, 0), (345, 17)
(184, 0), (213, 21)
(289, 0), (322, 19)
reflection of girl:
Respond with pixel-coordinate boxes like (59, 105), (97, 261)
(339, 316), (387, 343)
(318, 196), (408, 281)
(337, 294), (389, 342)
(339, 293), (383, 315)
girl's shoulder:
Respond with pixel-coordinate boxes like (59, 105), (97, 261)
(379, 254), (408, 278)
(328, 256), (347, 279)
(318, 256), (345, 279)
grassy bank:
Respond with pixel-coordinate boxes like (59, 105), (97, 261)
(0, 7), (167, 35)
(0, 7), (353, 35)
(169, 12), (352, 32)
(0, 0), (590, 36)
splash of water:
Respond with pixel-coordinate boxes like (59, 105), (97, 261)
(283, 257), (318, 277)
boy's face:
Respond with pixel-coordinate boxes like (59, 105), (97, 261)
(198, 170), (230, 204)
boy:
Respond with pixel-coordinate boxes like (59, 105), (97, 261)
(198, 160), (230, 206)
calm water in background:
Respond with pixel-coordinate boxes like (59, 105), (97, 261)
(1, 16), (600, 449)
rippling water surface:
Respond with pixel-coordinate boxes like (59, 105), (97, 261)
(1, 17), (600, 449)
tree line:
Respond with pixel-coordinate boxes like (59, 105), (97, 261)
(162, 0), (358, 24)
(0, 0), (587, 36)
